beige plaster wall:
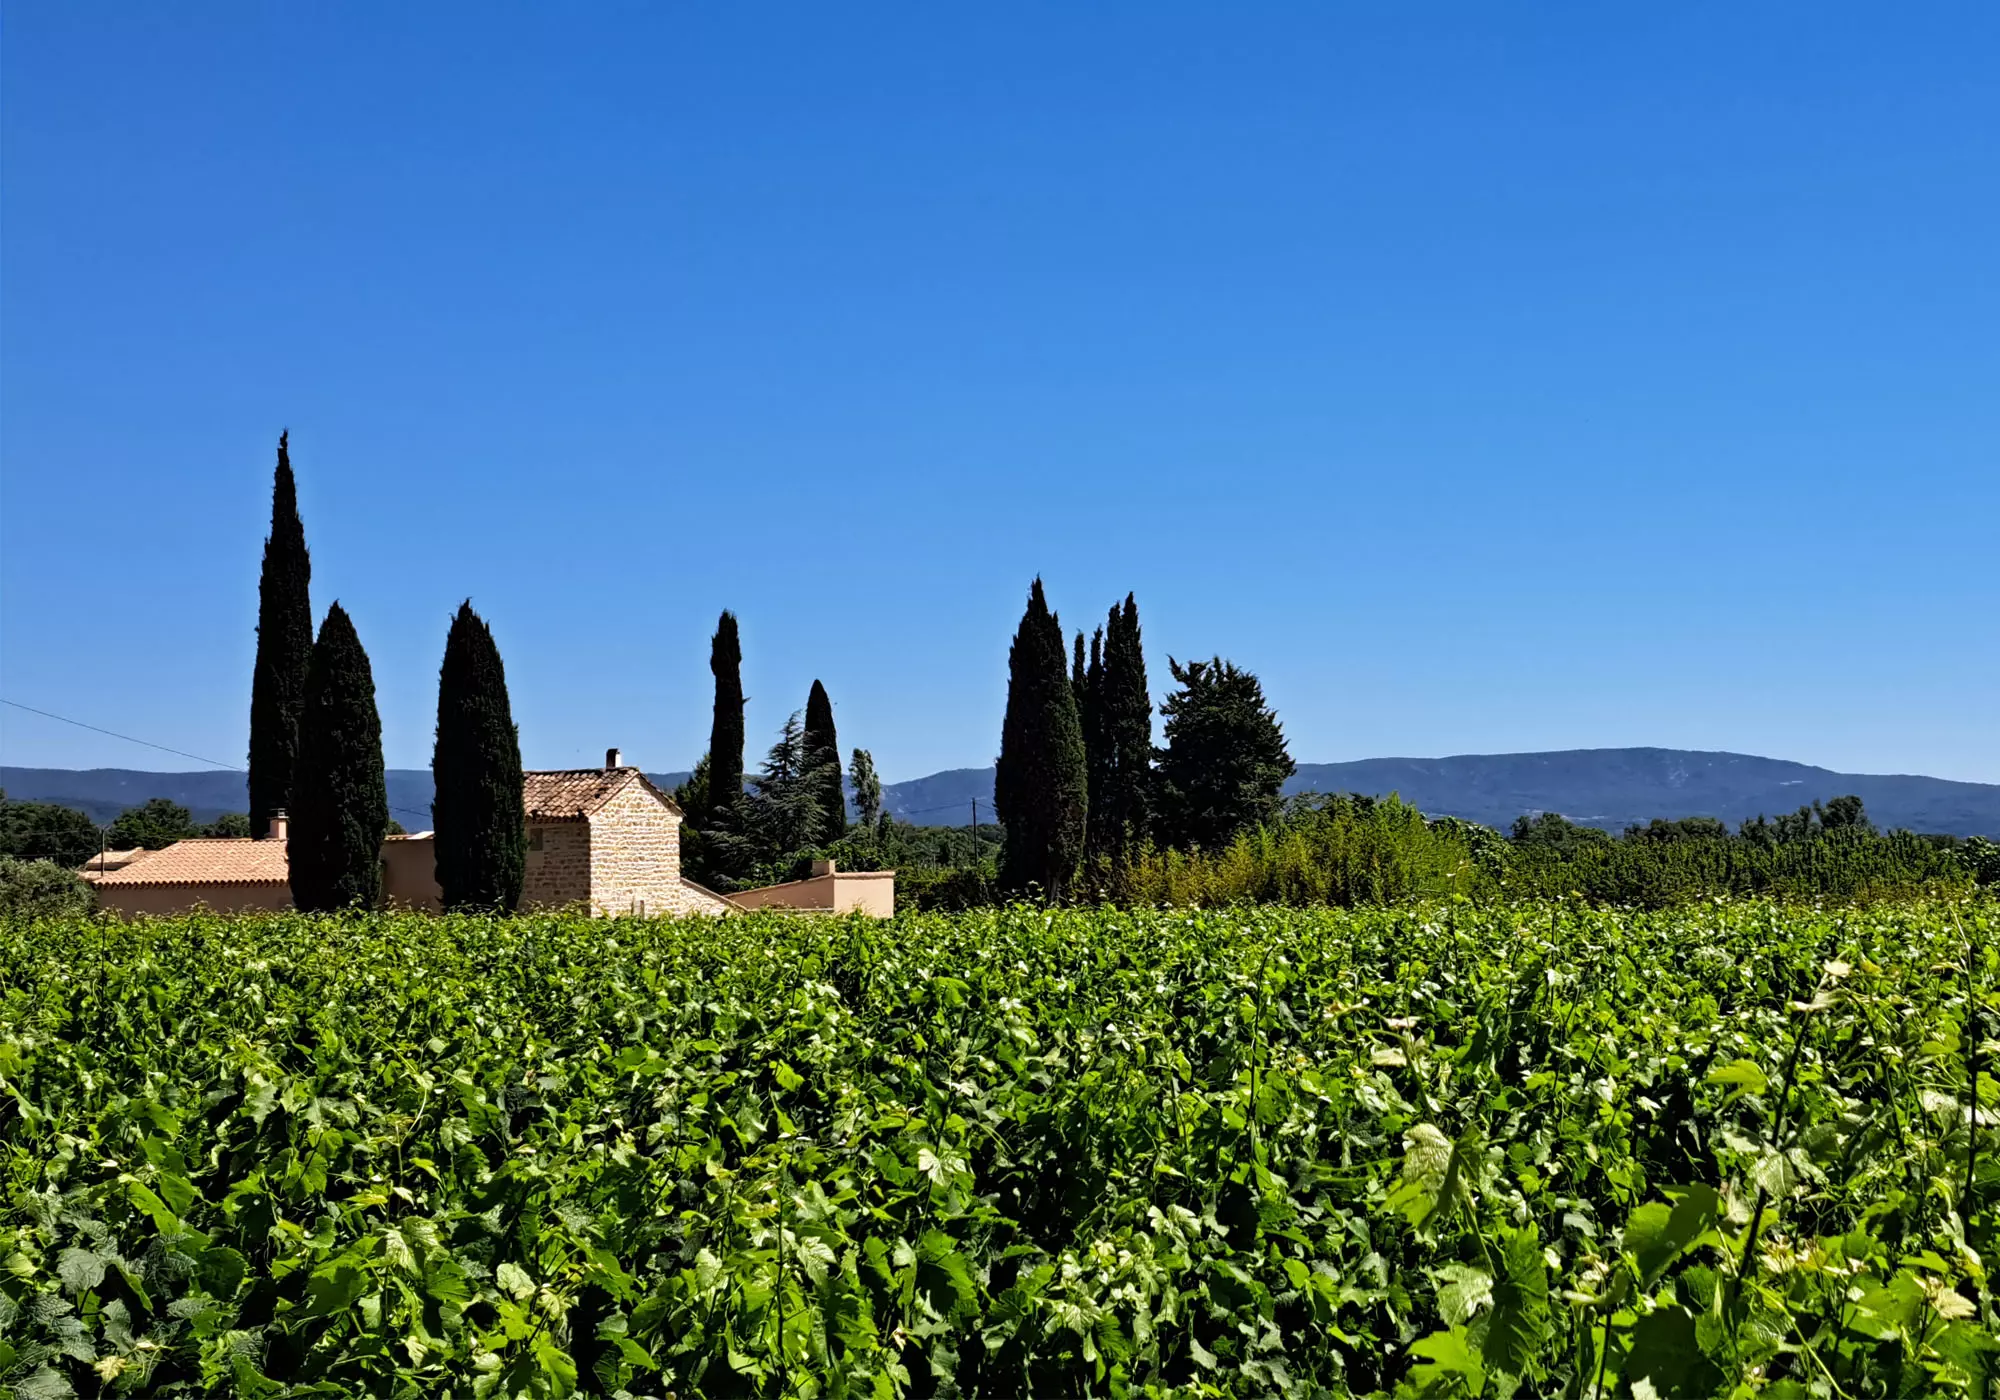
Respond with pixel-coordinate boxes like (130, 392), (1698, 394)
(96, 884), (293, 919)
(730, 871), (894, 917)
(381, 838), (443, 912)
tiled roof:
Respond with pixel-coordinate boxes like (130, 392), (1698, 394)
(76, 848), (152, 881)
(91, 839), (290, 887)
(524, 767), (682, 822)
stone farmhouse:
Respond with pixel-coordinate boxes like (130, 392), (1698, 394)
(86, 750), (893, 919)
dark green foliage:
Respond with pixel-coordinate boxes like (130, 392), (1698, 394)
(1153, 655), (1293, 852)
(0, 854), (92, 919)
(1509, 810), (1614, 852)
(803, 679), (846, 838)
(1079, 627), (1109, 863)
(105, 797), (197, 851)
(1739, 795), (1876, 846)
(849, 747), (883, 829)
(1963, 836), (2000, 886)
(289, 603), (388, 912)
(1501, 821), (1971, 905)
(202, 812), (253, 838)
(1116, 793), (1484, 906)
(672, 752), (712, 819)
(0, 793), (102, 868)
(670, 754), (716, 887)
(248, 431), (314, 839)
(1095, 594), (1152, 867)
(431, 601), (526, 912)
(994, 578), (1088, 899)
(706, 610), (745, 821)
(1129, 795), (1972, 909)
(2, 901), (1991, 1393)
(1623, 814), (1732, 843)
(705, 712), (840, 886)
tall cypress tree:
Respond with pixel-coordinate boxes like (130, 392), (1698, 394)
(1081, 624), (1110, 863)
(248, 431), (314, 837)
(1097, 593), (1153, 866)
(432, 601), (526, 911)
(994, 578), (1088, 899)
(802, 679), (846, 838)
(707, 611), (745, 820)
(290, 603), (389, 911)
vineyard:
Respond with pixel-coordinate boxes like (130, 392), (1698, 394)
(1, 902), (1995, 1397)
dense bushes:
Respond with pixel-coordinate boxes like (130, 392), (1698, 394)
(1498, 824), (1974, 904)
(0, 855), (93, 920)
(1110, 794), (1483, 907)
(1054, 794), (1985, 909)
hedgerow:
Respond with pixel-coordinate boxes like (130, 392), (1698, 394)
(0, 902), (1993, 1396)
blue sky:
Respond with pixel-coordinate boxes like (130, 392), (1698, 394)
(3, 5), (1995, 784)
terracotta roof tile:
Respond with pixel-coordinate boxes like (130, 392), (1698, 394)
(524, 768), (681, 822)
(76, 848), (153, 881)
(92, 839), (290, 887)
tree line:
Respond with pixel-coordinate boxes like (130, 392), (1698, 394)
(990, 576), (1296, 900)
(3, 447), (1993, 914)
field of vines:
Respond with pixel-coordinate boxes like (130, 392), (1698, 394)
(1, 902), (1995, 1398)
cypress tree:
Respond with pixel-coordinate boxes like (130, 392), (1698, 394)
(289, 603), (389, 911)
(432, 601), (526, 911)
(1098, 593), (1153, 866)
(1081, 624), (1111, 863)
(802, 679), (846, 837)
(248, 431), (314, 837)
(994, 578), (1088, 899)
(707, 611), (745, 820)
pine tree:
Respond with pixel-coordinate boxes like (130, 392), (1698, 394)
(248, 431), (314, 838)
(290, 603), (389, 911)
(705, 712), (836, 883)
(849, 748), (883, 828)
(1153, 655), (1293, 852)
(431, 601), (526, 911)
(803, 679), (847, 837)
(1097, 593), (1153, 866)
(994, 578), (1088, 899)
(707, 611), (745, 820)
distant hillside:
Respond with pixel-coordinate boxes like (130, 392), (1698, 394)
(7, 748), (1997, 836)
(1287, 749), (2000, 837)
(875, 749), (2000, 837)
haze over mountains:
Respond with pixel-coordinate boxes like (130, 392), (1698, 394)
(6, 748), (1997, 837)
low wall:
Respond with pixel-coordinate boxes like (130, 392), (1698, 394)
(96, 883), (293, 919)
(731, 870), (895, 917)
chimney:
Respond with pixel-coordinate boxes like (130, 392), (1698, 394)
(268, 809), (288, 842)
(605, 747), (623, 769)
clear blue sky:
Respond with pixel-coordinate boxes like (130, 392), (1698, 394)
(3, 5), (1995, 785)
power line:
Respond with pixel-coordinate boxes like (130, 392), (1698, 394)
(1, 696), (433, 826)
(2, 698), (243, 770)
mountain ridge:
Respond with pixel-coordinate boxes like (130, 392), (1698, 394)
(6, 748), (1996, 837)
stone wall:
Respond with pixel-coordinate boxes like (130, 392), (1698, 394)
(521, 821), (591, 910)
(584, 781), (722, 916)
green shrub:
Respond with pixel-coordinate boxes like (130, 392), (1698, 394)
(0, 854), (94, 920)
